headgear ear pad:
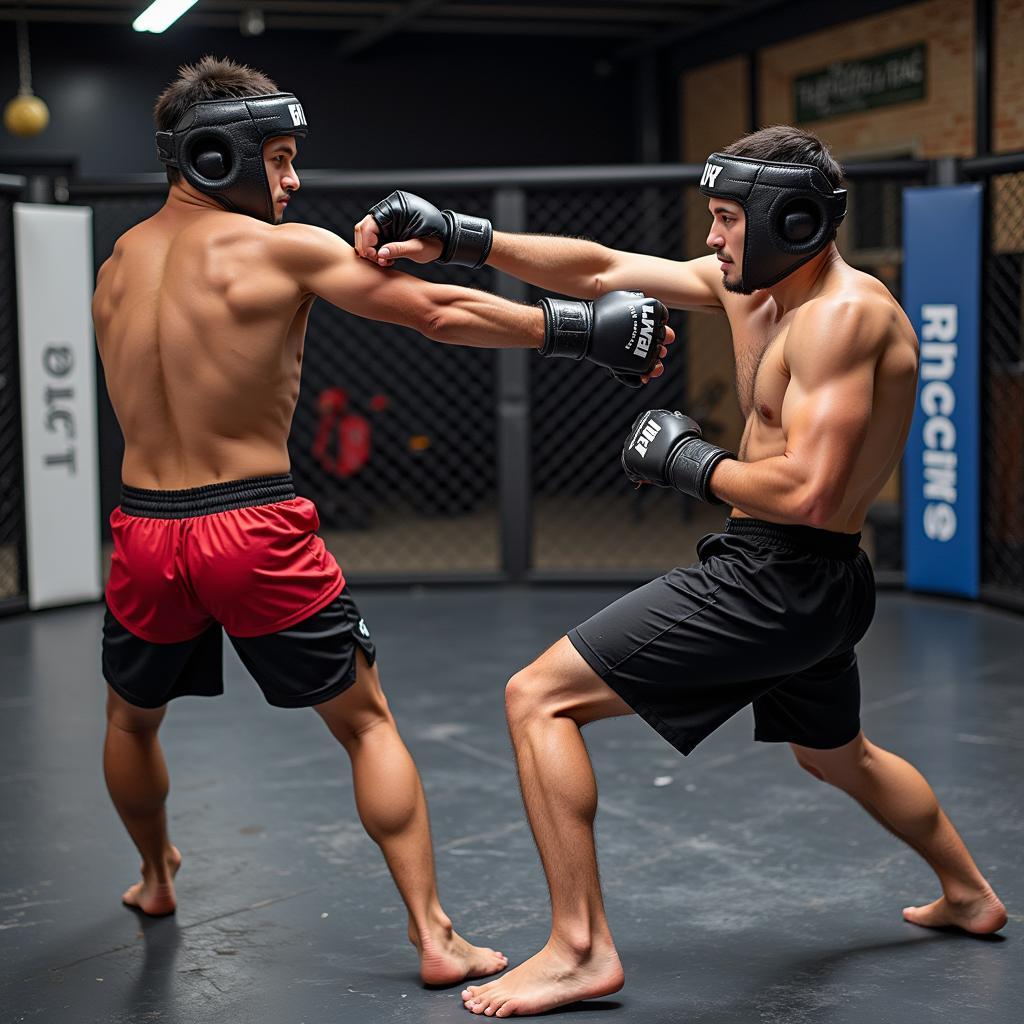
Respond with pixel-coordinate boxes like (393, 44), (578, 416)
(781, 206), (817, 243)
(192, 141), (231, 182)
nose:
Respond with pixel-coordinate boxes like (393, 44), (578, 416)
(284, 168), (300, 193)
(706, 225), (724, 251)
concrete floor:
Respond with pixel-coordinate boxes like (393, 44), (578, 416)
(1, 588), (1021, 1023)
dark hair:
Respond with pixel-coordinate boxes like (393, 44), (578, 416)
(722, 125), (844, 189)
(154, 56), (279, 186)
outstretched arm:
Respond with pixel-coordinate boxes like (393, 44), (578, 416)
(486, 234), (724, 312)
(279, 223), (544, 350)
(709, 300), (886, 526)
(274, 224), (672, 381)
(353, 192), (723, 311)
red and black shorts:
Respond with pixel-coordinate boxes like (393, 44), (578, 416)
(103, 474), (375, 709)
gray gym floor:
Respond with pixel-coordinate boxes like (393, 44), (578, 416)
(2, 588), (1021, 1023)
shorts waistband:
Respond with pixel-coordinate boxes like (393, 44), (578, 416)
(120, 474), (296, 519)
(723, 517), (861, 559)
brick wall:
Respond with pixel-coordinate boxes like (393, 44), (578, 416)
(995, 0), (1024, 152)
(759, 0), (974, 160)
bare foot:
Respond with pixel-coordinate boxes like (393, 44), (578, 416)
(462, 939), (624, 1017)
(410, 913), (508, 986)
(121, 846), (181, 917)
(903, 886), (1007, 935)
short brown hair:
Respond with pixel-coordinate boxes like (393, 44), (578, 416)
(722, 125), (844, 189)
(154, 56), (279, 185)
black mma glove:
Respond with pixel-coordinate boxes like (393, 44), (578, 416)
(621, 409), (733, 504)
(367, 190), (492, 268)
(537, 290), (667, 387)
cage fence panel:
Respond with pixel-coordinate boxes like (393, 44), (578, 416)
(76, 160), (1016, 589)
(0, 192), (27, 606)
(983, 170), (1024, 601)
(523, 181), (723, 572)
(275, 187), (501, 578)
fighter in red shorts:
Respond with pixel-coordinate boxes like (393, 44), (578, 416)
(93, 57), (671, 985)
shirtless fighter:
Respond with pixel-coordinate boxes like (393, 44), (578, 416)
(92, 57), (669, 986)
(354, 125), (1007, 1015)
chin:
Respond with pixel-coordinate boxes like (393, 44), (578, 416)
(723, 276), (756, 296)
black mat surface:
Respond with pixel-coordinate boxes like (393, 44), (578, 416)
(1, 589), (1021, 1023)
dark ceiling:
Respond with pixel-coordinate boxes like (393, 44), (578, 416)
(0, 0), (788, 60)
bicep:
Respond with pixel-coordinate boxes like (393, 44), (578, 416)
(298, 231), (438, 331)
(601, 252), (723, 312)
(785, 346), (877, 479)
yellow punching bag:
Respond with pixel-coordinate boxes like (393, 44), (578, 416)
(4, 93), (50, 138)
(4, 20), (49, 139)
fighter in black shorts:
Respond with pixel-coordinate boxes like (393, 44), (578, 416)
(355, 125), (1007, 1017)
(92, 57), (670, 987)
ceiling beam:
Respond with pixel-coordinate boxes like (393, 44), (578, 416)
(337, 0), (444, 57)
(609, 0), (792, 63)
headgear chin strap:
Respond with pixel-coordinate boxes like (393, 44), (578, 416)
(698, 152), (847, 290)
(156, 92), (308, 224)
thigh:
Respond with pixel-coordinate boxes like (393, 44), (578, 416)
(313, 648), (393, 745)
(511, 636), (635, 727)
(229, 587), (376, 709)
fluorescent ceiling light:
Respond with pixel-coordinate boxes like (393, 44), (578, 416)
(133, 0), (200, 33)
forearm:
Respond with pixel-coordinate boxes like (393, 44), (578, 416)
(486, 231), (613, 299)
(710, 455), (820, 525)
(423, 284), (544, 350)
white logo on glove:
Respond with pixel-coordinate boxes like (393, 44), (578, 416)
(632, 417), (662, 458)
(636, 304), (655, 358)
(700, 162), (724, 189)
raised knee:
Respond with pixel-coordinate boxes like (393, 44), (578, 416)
(505, 665), (550, 726)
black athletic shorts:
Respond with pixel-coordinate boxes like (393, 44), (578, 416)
(568, 517), (876, 755)
(103, 587), (376, 710)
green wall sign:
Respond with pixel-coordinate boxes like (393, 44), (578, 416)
(795, 44), (927, 123)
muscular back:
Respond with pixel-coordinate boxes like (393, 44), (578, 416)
(93, 205), (310, 488)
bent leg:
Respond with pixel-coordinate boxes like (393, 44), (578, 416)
(792, 732), (1007, 934)
(463, 636), (630, 1018)
(104, 685), (181, 916)
(314, 652), (507, 985)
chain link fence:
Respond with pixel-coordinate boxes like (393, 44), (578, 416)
(975, 158), (1024, 606)
(0, 179), (27, 611)
(521, 180), (716, 572)
(58, 159), (1022, 604)
(76, 164), (926, 585)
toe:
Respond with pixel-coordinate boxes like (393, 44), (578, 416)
(495, 1001), (518, 1019)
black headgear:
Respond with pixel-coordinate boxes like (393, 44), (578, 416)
(698, 152), (847, 290)
(156, 92), (308, 223)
